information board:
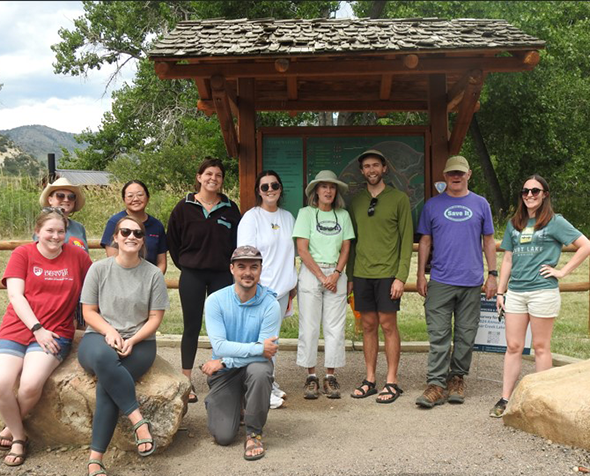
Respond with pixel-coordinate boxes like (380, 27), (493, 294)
(262, 133), (425, 228)
(474, 295), (532, 355)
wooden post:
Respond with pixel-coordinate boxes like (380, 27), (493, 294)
(237, 78), (257, 213)
(428, 74), (449, 196)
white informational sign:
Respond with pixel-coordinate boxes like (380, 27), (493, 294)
(474, 295), (532, 355)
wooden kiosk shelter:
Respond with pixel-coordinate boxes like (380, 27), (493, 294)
(149, 18), (544, 212)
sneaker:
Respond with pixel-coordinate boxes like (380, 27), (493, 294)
(270, 393), (284, 409)
(323, 375), (341, 399)
(447, 375), (465, 404)
(303, 376), (320, 399)
(489, 398), (508, 418)
(272, 381), (286, 400)
(415, 384), (447, 408)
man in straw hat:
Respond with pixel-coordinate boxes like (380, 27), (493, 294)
(415, 155), (497, 408)
(39, 177), (88, 251)
(347, 150), (413, 404)
(200, 245), (281, 461)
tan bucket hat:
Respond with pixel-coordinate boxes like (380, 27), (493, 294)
(305, 170), (348, 196)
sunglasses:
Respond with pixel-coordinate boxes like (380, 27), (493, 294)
(119, 228), (145, 239)
(42, 206), (65, 216)
(260, 182), (280, 193)
(521, 187), (545, 197)
(53, 192), (76, 201)
(368, 197), (378, 217)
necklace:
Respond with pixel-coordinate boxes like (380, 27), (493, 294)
(197, 194), (219, 206)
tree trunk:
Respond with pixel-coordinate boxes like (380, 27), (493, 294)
(469, 113), (507, 216)
(369, 0), (388, 18)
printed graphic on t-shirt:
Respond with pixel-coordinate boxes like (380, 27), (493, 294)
(513, 227), (546, 255)
(33, 266), (72, 281)
(519, 226), (534, 244)
(271, 223), (280, 230)
(69, 237), (86, 249)
(316, 218), (341, 236)
(443, 205), (473, 222)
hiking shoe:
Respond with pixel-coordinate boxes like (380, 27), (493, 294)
(447, 375), (465, 404)
(489, 398), (508, 418)
(415, 384), (447, 408)
(323, 376), (341, 399)
(303, 376), (320, 399)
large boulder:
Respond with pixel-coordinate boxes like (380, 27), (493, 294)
(4, 331), (190, 452)
(503, 359), (590, 451)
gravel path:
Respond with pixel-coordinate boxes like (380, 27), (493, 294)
(4, 347), (589, 476)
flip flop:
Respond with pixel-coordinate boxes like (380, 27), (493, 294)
(4, 439), (28, 467)
(350, 379), (377, 399)
(376, 383), (404, 404)
(244, 433), (265, 461)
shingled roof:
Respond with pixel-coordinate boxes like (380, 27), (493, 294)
(149, 17), (545, 58)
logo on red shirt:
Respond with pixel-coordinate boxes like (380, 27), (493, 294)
(33, 267), (43, 276)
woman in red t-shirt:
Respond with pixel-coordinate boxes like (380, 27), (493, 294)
(0, 208), (92, 467)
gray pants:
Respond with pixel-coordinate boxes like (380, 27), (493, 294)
(205, 360), (273, 445)
(424, 280), (481, 388)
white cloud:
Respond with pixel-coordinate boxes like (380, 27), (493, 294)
(0, 96), (112, 134)
(0, 1), (136, 133)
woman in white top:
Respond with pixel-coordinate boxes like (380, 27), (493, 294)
(237, 171), (297, 409)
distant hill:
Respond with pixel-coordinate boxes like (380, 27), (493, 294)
(0, 125), (89, 166)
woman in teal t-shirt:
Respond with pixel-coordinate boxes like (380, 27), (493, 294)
(490, 175), (590, 418)
(293, 170), (355, 401)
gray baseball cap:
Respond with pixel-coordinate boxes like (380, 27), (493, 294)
(231, 245), (263, 263)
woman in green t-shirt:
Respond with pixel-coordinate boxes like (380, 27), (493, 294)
(292, 170), (355, 401)
(490, 175), (590, 418)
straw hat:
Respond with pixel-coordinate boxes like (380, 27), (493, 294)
(305, 170), (348, 196)
(39, 177), (86, 212)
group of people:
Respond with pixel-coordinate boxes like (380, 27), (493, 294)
(0, 150), (588, 471)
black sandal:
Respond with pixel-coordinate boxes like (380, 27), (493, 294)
(376, 383), (403, 404)
(350, 379), (377, 399)
(188, 384), (198, 404)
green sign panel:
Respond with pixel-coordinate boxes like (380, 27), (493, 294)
(262, 134), (424, 229)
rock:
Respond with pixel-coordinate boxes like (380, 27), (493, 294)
(2, 331), (190, 452)
(503, 359), (590, 451)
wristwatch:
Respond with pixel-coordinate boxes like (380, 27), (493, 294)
(488, 270), (498, 277)
(31, 323), (43, 333)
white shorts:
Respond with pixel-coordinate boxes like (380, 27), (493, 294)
(505, 288), (561, 318)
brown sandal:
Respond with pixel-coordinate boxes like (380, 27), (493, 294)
(244, 433), (265, 461)
(4, 439), (28, 467)
(0, 428), (12, 451)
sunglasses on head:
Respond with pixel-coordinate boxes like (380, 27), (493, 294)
(42, 206), (65, 216)
(53, 192), (76, 201)
(260, 182), (280, 193)
(119, 228), (145, 239)
(521, 187), (545, 197)
(368, 197), (378, 217)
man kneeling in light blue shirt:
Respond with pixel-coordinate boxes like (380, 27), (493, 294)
(201, 245), (281, 461)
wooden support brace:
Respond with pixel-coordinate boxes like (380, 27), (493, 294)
(197, 99), (214, 117)
(379, 74), (393, 100)
(237, 78), (257, 212)
(287, 77), (298, 100)
(194, 78), (211, 100)
(210, 75), (238, 158)
(511, 50), (541, 67)
(448, 70), (484, 156)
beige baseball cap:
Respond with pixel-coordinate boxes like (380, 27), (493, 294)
(443, 156), (470, 174)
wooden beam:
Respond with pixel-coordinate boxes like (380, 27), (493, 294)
(403, 54), (419, 69)
(511, 50), (541, 67)
(287, 77), (298, 100)
(379, 74), (393, 100)
(210, 75), (238, 158)
(429, 74), (449, 192)
(197, 99), (428, 113)
(153, 54), (540, 80)
(448, 70), (484, 155)
(446, 70), (472, 113)
(237, 78), (257, 213)
(194, 78), (211, 100)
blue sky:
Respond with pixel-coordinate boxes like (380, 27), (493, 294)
(0, 1), (353, 134)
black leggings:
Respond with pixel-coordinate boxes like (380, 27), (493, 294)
(78, 333), (156, 453)
(179, 267), (233, 370)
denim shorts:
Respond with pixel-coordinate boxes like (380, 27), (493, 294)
(0, 336), (73, 362)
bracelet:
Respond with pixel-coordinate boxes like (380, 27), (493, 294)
(335, 269), (342, 275)
(497, 293), (504, 296)
(30, 323), (43, 333)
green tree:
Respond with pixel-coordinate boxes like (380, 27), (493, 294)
(53, 1), (339, 190)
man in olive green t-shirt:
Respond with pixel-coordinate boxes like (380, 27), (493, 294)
(347, 150), (414, 403)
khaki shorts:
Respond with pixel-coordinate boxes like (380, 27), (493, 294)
(505, 288), (561, 318)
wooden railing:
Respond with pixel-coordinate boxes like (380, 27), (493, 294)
(1, 240), (589, 330)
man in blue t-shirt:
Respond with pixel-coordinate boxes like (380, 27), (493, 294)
(416, 156), (497, 408)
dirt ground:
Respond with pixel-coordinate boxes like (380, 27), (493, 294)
(2, 346), (589, 476)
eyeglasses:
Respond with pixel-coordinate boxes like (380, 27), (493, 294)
(521, 187), (545, 197)
(119, 228), (145, 239)
(53, 192), (76, 201)
(260, 182), (280, 193)
(125, 192), (146, 200)
(42, 206), (65, 216)
(368, 197), (378, 217)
